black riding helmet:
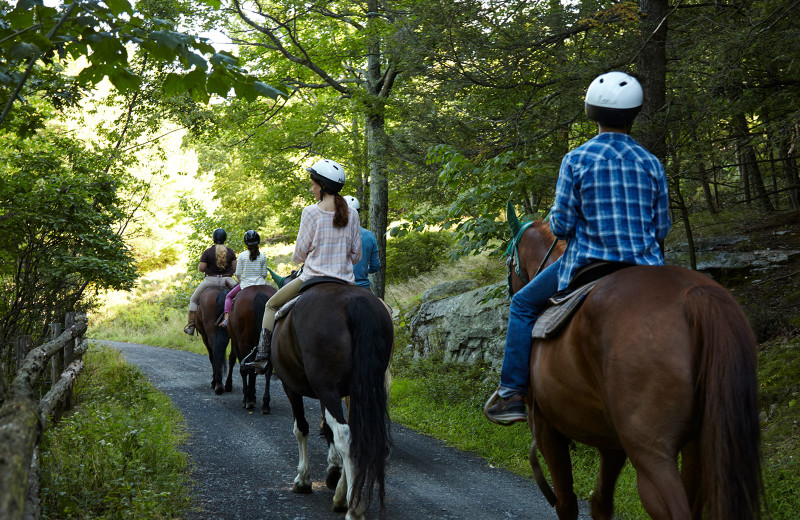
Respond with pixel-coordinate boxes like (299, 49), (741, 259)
(244, 230), (260, 246)
(212, 228), (227, 244)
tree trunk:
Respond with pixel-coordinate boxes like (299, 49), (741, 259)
(732, 112), (774, 212)
(364, 0), (390, 298)
(671, 176), (697, 270)
(779, 126), (800, 210)
(365, 112), (389, 298)
(636, 0), (668, 160)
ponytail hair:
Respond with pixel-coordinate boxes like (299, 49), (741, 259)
(248, 244), (260, 262)
(332, 193), (349, 228)
(215, 244), (228, 268)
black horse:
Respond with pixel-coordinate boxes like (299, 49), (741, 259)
(195, 286), (233, 395)
(227, 284), (277, 413)
(272, 282), (394, 520)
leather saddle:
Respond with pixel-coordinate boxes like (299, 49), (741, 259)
(532, 261), (632, 339)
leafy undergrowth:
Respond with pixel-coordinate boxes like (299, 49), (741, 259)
(40, 345), (192, 520)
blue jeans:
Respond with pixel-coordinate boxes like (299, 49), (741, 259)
(498, 258), (561, 398)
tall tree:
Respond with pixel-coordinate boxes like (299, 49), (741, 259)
(228, 0), (405, 297)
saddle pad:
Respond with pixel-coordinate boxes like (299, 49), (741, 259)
(274, 295), (301, 321)
(531, 279), (600, 339)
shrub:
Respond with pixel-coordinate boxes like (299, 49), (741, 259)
(385, 231), (455, 284)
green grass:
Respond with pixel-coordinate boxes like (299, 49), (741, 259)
(40, 345), (192, 520)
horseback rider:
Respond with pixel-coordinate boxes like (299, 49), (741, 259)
(486, 71), (672, 423)
(219, 230), (272, 328)
(344, 195), (381, 292)
(246, 158), (362, 373)
(184, 228), (237, 335)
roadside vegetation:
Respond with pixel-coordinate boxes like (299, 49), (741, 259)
(39, 347), (192, 520)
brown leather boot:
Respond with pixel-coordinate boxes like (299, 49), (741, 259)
(183, 311), (196, 336)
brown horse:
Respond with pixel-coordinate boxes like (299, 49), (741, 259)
(227, 284), (277, 413)
(195, 286), (234, 395)
(507, 216), (762, 520)
(272, 282), (393, 520)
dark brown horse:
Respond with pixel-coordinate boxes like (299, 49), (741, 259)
(227, 284), (277, 413)
(272, 282), (393, 520)
(195, 286), (234, 395)
(507, 215), (762, 520)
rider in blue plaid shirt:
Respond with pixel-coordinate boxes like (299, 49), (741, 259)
(487, 71), (672, 424)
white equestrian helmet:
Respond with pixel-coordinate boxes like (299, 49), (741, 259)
(344, 195), (360, 211)
(584, 71), (643, 127)
(306, 158), (346, 193)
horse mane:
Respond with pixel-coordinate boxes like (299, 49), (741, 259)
(528, 220), (566, 256)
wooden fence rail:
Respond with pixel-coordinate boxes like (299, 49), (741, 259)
(0, 313), (88, 520)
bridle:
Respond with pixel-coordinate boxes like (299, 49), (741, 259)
(505, 218), (559, 297)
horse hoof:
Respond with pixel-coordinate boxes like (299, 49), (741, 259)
(245, 401), (255, 410)
(261, 404), (270, 415)
(332, 503), (348, 514)
(292, 483), (312, 494)
(224, 383), (232, 393)
(214, 385), (224, 395)
(325, 467), (341, 490)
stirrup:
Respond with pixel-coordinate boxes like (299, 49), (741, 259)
(483, 388), (524, 427)
(183, 325), (195, 336)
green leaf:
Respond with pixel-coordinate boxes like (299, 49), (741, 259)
(205, 71), (230, 98)
(210, 52), (238, 67)
(163, 73), (186, 97)
(254, 81), (287, 99)
(103, 0), (133, 17)
(187, 52), (208, 71)
(108, 66), (141, 92)
(195, 0), (221, 8)
(8, 42), (39, 61)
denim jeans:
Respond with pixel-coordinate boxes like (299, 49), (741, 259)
(498, 258), (561, 398)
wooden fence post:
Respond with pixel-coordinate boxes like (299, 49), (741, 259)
(63, 313), (75, 410)
(16, 336), (32, 371)
(48, 323), (63, 421)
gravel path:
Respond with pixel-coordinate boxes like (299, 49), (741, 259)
(99, 340), (588, 520)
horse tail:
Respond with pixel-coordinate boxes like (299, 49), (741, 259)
(214, 288), (230, 368)
(346, 295), (392, 516)
(685, 284), (762, 520)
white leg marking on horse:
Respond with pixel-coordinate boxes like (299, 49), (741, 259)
(325, 409), (364, 520)
(293, 420), (311, 489)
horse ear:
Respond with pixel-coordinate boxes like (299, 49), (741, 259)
(507, 201), (522, 237)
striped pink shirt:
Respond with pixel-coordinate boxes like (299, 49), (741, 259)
(293, 204), (362, 283)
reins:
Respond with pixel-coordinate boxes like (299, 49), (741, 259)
(506, 213), (558, 296)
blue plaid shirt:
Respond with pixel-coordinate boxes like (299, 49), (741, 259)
(550, 132), (671, 290)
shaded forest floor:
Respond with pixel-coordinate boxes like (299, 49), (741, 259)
(713, 210), (800, 516)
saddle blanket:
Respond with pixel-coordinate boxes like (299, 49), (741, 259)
(531, 279), (600, 339)
(274, 295), (301, 321)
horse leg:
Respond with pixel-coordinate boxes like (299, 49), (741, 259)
(286, 391), (312, 493)
(590, 448), (627, 520)
(627, 451), (690, 520)
(680, 437), (703, 520)
(225, 349), (235, 392)
(323, 406), (363, 520)
(261, 363), (272, 414)
(534, 410), (578, 520)
(319, 408), (343, 492)
(238, 363), (254, 409)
